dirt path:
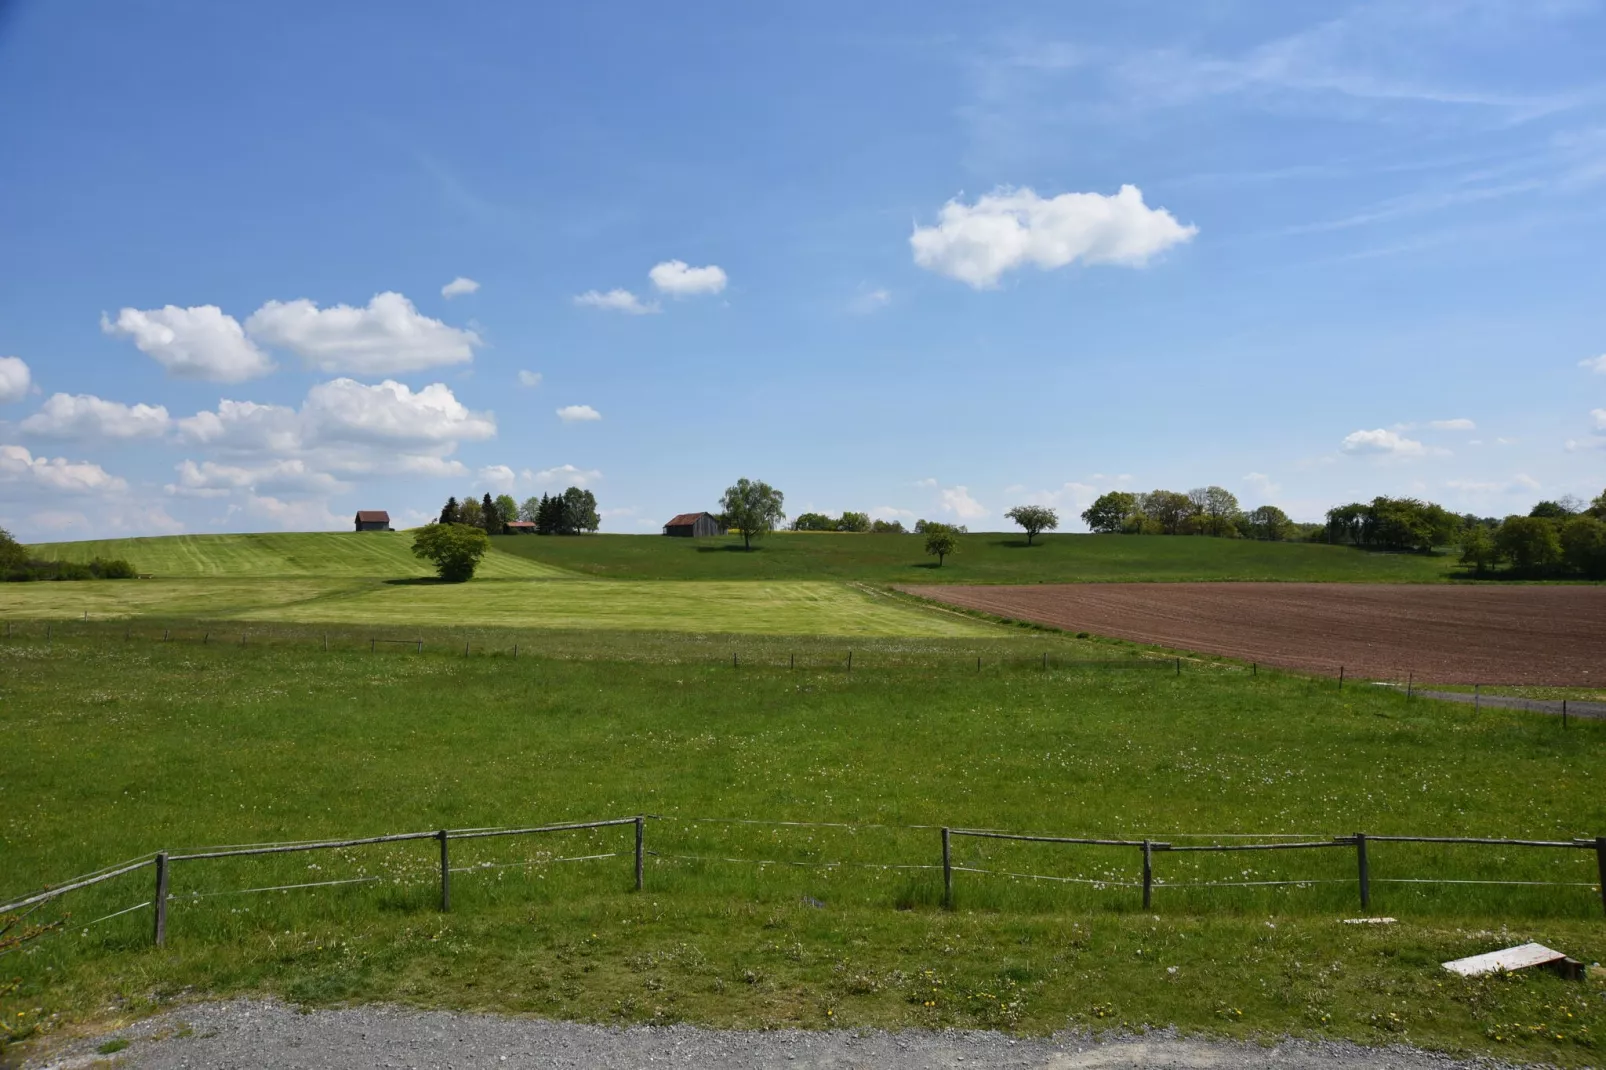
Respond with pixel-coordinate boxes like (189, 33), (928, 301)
(903, 582), (1606, 685)
(26, 999), (1533, 1070)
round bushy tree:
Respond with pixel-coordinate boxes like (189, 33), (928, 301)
(411, 522), (490, 582)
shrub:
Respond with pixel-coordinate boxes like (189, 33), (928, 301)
(411, 522), (490, 582)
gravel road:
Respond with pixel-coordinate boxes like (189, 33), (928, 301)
(27, 999), (1531, 1070)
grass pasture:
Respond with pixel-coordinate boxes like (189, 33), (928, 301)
(4, 634), (1605, 1064)
(490, 531), (1460, 584)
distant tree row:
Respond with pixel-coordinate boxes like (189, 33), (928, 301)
(1080, 487), (1296, 540)
(790, 511), (906, 533)
(1458, 493), (1606, 579)
(437, 488), (599, 536)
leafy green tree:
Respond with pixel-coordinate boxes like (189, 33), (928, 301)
(837, 511), (870, 533)
(0, 527), (28, 576)
(791, 512), (836, 531)
(494, 494), (519, 528)
(561, 487), (600, 533)
(1004, 504), (1058, 545)
(1587, 489), (1606, 520)
(1529, 500), (1575, 520)
(1139, 490), (1192, 535)
(720, 478), (785, 550)
(924, 529), (957, 566)
(1325, 503), (1367, 545)
(1200, 486), (1241, 537)
(870, 518), (906, 533)
(1241, 505), (1293, 541)
(519, 496), (542, 523)
(1494, 515), (1562, 571)
(1561, 515), (1606, 579)
(457, 495), (483, 529)
(411, 523), (490, 582)
(1458, 525), (1499, 577)
(481, 493), (501, 535)
(1081, 492), (1137, 534)
(438, 497), (460, 525)
(914, 519), (967, 534)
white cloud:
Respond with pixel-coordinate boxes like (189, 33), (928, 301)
(556, 404), (601, 423)
(235, 494), (344, 531)
(849, 287), (892, 314)
(0, 444), (127, 494)
(910, 185), (1197, 288)
(167, 458), (347, 498)
(246, 292), (480, 375)
(517, 370), (543, 388)
(1427, 418), (1476, 431)
(21, 394), (171, 439)
(1592, 408), (1606, 432)
(176, 399), (303, 452)
(441, 276), (480, 298)
(0, 357), (31, 403)
(1578, 354), (1606, 373)
(1341, 428), (1442, 457)
(476, 464), (517, 490)
(529, 463), (601, 487)
(1243, 472), (1282, 497)
(103, 305), (274, 382)
(914, 477), (938, 488)
(871, 505), (917, 522)
(648, 260), (728, 297)
(303, 378), (496, 446)
(939, 485), (987, 520)
(573, 289), (659, 315)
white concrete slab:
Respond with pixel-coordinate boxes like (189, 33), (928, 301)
(1442, 942), (1567, 976)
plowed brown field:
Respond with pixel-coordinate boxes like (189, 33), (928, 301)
(901, 582), (1606, 685)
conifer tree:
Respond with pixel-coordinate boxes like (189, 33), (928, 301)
(439, 496), (459, 525)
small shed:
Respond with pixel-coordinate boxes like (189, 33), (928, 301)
(354, 510), (392, 532)
(663, 511), (726, 537)
(505, 520), (536, 534)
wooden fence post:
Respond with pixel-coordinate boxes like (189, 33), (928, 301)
(1355, 833), (1370, 910)
(1175, 657), (1180, 676)
(1406, 671), (1413, 699)
(416, 639), (422, 654)
(463, 641), (469, 658)
(1561, 700), (1567, 729)
(370, 638), (375, 654)
(942, 828), (953, 910)
(1252, 662), (1256, 677)
(1475, 684), (1480, 712)
(1042, 652), (1047, 671)
(847, 650), (852, 673)
(153, 853), (169, 947)
(1142, 840), (1153, 910)
(1596, 837), (1606, 918)
(438, 830), (451, 912)
(323, 633), (328, 652)
(635, 816), (645, 891)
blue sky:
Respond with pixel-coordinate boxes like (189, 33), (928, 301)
(2, 0), (1604, 540)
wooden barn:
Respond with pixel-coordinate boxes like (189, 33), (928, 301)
(504, 520), (536, 534)
(354, 510), (392, 532)
(663, 511), (726, 537)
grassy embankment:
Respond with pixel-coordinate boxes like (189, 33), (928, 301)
(4, 636), (1604, 1064)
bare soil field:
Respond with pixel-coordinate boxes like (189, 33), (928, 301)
(901, 582), (1606, 685)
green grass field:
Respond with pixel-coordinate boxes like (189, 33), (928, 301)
(491, 531), (1459, 583)
(4, 634), (1604, 1064)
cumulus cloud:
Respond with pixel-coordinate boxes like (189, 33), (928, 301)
(177, 399), (303, 452)
(939, 485), (987, 520)
(0, 356), (31, 403)
(246, 292), (479, 375)
(849, 287), (892, 314)
(556, 404), (601, 423)
(517, 370), (543, 388)
(168, 458), (348, 498)
(441, 276), (480, 298)
(529, 463), (601, 487)
(871, 505), (917, 522)
(21, 394), (171, 439)
(1243, 472), (1282, 497)
(103, 305), (274, 382)
(301, 378), (496, 446)
(0, 444), (127, 494)
(573, 289), (658, 315)
(1427, 418), (1476, 430)
(648, 260), (728, 297)
(235, 494), (344, 531)
(477, 464), (517, 490)
(1341, 428), (1440, 457)
(1579, 354), (1606, 373)
(910, 185), (1197, 288)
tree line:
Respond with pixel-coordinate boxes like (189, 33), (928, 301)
(437, 487), (600, 536)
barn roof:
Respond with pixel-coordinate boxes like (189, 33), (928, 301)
(355, 510), (390, 522)
(665, 512), (714, 527)
(505, 520), (536, 529)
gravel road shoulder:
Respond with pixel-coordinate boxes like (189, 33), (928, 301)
(25, 999), (1535, 1070)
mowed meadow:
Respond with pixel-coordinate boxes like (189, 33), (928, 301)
(5, 530), (1605, 1064)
